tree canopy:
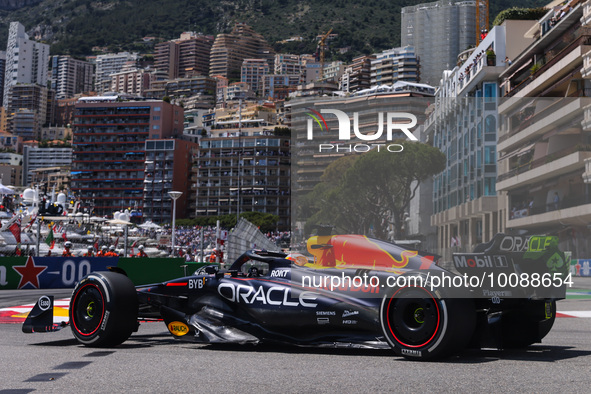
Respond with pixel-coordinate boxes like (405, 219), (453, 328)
(301, 141), (445, 240)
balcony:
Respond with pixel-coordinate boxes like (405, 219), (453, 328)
(507, 198), (591, 229)
(497, 149), (591, 191)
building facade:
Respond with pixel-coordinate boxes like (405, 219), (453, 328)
(143, 138), (199, 223)
(401, 1), (479, 86)
(370, 46), (420, 86)
(23, 145), (72, 187)
(94, 52), (139, 94)
(496, 2), (591, 258)
(51, 55), (94, 100)
(3, 22), (50, 109)
(154, 32), (214, 79)
(71, 97), (184, 217)
(209, 23), (274, 81)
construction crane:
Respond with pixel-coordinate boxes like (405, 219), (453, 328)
(475, 0), (489, 45)
(317, 28), (333, 81)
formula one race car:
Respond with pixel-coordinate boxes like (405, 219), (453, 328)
(23, 233), (570, 360)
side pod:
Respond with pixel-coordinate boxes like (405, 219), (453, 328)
(22, 295), (66, 333)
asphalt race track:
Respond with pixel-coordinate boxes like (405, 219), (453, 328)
(1, 280), (591, 393)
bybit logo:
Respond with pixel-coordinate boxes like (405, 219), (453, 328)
(305, 109), (418, 153)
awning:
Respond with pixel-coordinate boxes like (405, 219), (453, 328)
(498, 143), (535, 161)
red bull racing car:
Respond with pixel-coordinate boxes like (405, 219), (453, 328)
(23, 233), (569, 360)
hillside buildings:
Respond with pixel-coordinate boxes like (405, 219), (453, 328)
(94, 52), (139, 94)
(209, 23), (275, 81)
(154, 32), (214, 79)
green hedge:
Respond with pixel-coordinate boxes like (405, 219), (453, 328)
(493, 7), (548, 26)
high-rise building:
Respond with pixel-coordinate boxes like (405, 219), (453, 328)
(3, 22), (50, 109)
(0, 51), (6, 107)
(193, 121), (291, 230)
(110, 66), (166, 97)
(274, 54), (302, 75)
(401, 0), (479, 86)
(51, 55), (94, 99)
(154, 32), (214, 79)
(497, 4), (591, 257)
(143, 138), (199, 223)
(241, 58), (269, 95)
(71, 97), (184, 216)
(209, 23), (275, 81)
(23, 145), (72, 187)
(339, 55), (375, 93)
(7, 83), (48, 140)
(94, 52), (139, 94)
(370, 46), (420, 86)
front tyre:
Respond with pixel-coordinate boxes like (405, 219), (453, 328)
(70, 271), (138, 347)
(380, 281), (476, 360)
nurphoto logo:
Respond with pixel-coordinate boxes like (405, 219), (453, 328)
(305, 109), (418, 153)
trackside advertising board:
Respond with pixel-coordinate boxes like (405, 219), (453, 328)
(0, 257), (212, 289)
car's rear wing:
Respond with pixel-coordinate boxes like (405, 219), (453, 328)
(452, 233), (569, 300)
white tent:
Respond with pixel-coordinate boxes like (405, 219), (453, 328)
(0, 183), (15, 194)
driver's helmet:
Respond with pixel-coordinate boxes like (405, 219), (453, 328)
(285, 252), (309, 266)
(64, 241), (72, 248)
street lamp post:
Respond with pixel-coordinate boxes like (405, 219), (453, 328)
(168, 191), (182, 254)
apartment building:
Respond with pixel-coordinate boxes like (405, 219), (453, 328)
(209, 23), (275, 80)
(370, 46), (420, 87)
(51, 55), (94, 99)
(3, 22), (49, 109)
(154, 32), (214, 79)
(71, 97), (183, 217)
(143, 138), (199, 224)
(496, 1), (591, 257)
(23, 145), (72, 186)
(241, 58), (269, 95)
(193, 120), (290, 230)
(94, 52), (139, 94)
(425, 22), (536, 259)
(339, 55), (375, 93)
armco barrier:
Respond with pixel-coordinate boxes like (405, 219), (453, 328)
(0, 256), (216, 289)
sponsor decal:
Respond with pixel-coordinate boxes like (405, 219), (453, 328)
(316, 311), (336, 316)
(270, 269), (289, 278)
(168, 321), (190, 336)
(317, 317), (330, 325)
(38, 295), (51, 311)
(401, 348), (422, 357)
(482, 290), (512, 297)
(218, 283), (318, 308)
(342, 319), (357, 325)
(12, 256), (48, 289)
(100, 310), (110, 331)
(453, 255), (508, 269)
(188, 278), (204, 289)
(342, 310), (359, 318)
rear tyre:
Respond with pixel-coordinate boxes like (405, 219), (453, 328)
(70, 271), (138, 347)
(500, 300), (556, 348)
(380, 275), (476, 360)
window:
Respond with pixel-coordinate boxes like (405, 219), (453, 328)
(484, 83), (497, 103)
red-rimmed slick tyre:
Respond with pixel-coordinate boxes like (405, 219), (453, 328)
(380, 275), (476, 360)
(70, 271), (138, 347)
